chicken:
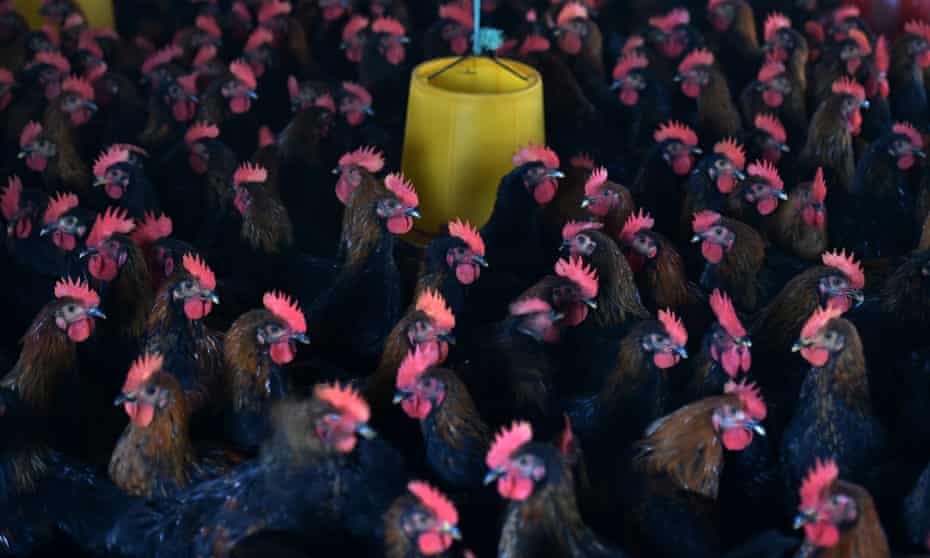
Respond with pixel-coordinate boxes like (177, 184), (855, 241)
(673, 48), (741, 147)
(383, 481), (466, 558)
(108, 352), (235, 498)
(679, 138), (748, 239)
(809, 28), (875, 112)
(739, 59), (807, 145)
(221, 291), (310, 450)
(608, 52), (672, 155)
(480, 145), (563, 285)
(196, 59), (260, 159)
(38, 190), (92, 278)
(625, 381), (768, 558)
(423, 2), (473, 59)
(767, 167), (829, 262)
(781, 306), (886, 500)
(686, 289), (752, 401)
(130, 212), (196, 293)
(484, 421), (628, 558)
(792, 459), (890, 558)
(142, 253), (223, 413)
(799, 77), (868, 193)
(724, 159), (788, 230)
(690, 211), (765, 312)
(90, 144), (161, 219)
(888, 21), (930, 131)
(16, 120), (88, 195)
(741, 113), (791, 166)
(550, 2), (604, 79)
(705, 0), (762, 94)
(644, 8), (704, 85)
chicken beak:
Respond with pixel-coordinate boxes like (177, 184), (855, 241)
(674, 346), (688, 359)
(247, 90), (258, 99)
(94, 176), (107, 186)
(84, 100), (98, 112)
(87, 307), (107, 319)
(690, 234), (702, 243)
(291, 332), (310, 344)
(472, 254), (488, 268)
(483, 468), (504, 485)
(738, 337), (752, 348)
(848, 289), (864, 306)
(113, 392), (135, 406)
(405, 207), (421, 218)
(734, 170), (746, 180)
(363, 106), (375, 116)
(441, 523), (462, 540)
(17, 150), (26, 159)
(331, 167), (340, 175)
(547, 169), (565, 179)
(550, 311), (565, 322)
(860, 99), (870, 110)
(584, 298), (598, 309)
(791, 339), (811, 352)
(580, 197), (594, 208)
(690, 147), (703, 155)
(40, 225), (53, 236)
(392, 391), (409, 405)
(780, 144), (791, 152)
(207, 292), (220, 304)
(439, 332), (456, 345)
(916, 149), (927, 159)
(793, 509), (817, 529)
(747, 420), (766, 436)
(609, 80), (623, 90)
(79, 247), (97, 259)
(673, 73), (683, 82)
(776, 190), (789, 200)
(355, 423), (376, 439)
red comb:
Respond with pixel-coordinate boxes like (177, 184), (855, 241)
(821, 249), (864, 289)
(195, 15), (222, 38)
(62, 75), (94, 101)
(416, 288), (456, 331)
(724, 379), (767, 420)
(232, 1), (252, 22)
(63, 12), (84, 29)
(518, 35), (550, 56)
(92, 145), (129, 178)
(342, 82), (372, 106)
(54, 276), (100, 307)
(512, 144), (560, 169)
(87, 206), (135, 247)
(372, 17), (405, 36)
(315, 382), (370, 423)
(623, 35), (644, 53)
(584, 167), (609, 196)
(654, 120), (698, 146)
(754, 113), (786, 143)
(811, 168), (827, 203)
(78, 30), (102, 57)
(831, 77), (865, 102)
(141, 44), (183, 75)
(612, 53), (649, 81)
(314, 93), (336, 113)
(396, 345), (438, 390)
(875, 35), (889, 75)
(691, 210), (721, 233)
(0, 67), (11, 83)
(233, 162), (268, 187)
(245, 27), (274, 52)
(747, 159), (783, 191)
(185, 121), (219, 145)
(19, 121), (42, 148)
(757, 60), (785, 82)
(800, 458), (838, 510)
(230, 59), (257, 90)
(130, 211), (172, 245)
(194, 44), (217, 67)
(658, 308), (688, 345)
(41, 24), (60, 47)
(338, 146), (384, 172)
(833, 5), (860, 23)
(342, 15), (370, 41)
(710, 288), (746, 339)
(556, 2), (588, 26)
(1, 175), (22, 220)
(258, 0), (291, 23)
(763, 12), (791, 42)
(905, 20), (930, 42)
(678, 48), (714, 73)
(258, 126), (275, 148)
(562, 220), (603, 240)
(893, 122), (924, 149)
(448, 218), (485, 256)
(648, 8), (690, 33)
(801, 304), (845, 340)
(43, 191), (79, 224)
(713, 138), (746, 170)
(263, 291), (306, 333)
(385, 173), (419, 207)
(509, 297), (552, 316)
(34, 50), (70, 73)
(123, 352), (163, 393)
(111, 144), (147, 157)
(619, 209), (654, 243)
(486, 421), (533, 469)
(847, 29), (871, 55)
(181, 252), (216, 290)
(570, 153), (595, 170)
(408, 481), (459, 525)
(439, 3), (473, 28)
(84, 60), (107, 83)
(555, 256), (598, 299)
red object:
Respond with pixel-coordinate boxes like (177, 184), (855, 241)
(857, 0), (930, 36)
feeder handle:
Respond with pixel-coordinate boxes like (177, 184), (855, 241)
(473, 0), (481, 55)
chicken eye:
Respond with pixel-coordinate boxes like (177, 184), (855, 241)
(145, 384), (157, 396)
(62, 216), (77, 227)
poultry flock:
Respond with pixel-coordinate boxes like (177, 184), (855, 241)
(2, 0), (930, 556)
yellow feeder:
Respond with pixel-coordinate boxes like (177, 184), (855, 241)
(15, 0), (113, 29)
(401, 56), (544, 239)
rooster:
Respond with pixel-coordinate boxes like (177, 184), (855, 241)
(767, 167), (829, 262)
(690, 211), (765, 312)
(222, 290), (310, 450)
(674, 48), (741, 147)
(484, 421), (628, 558)
(142, 252), (222, 412)
(384, 481), (466, 558)
(781, 306), (886, 499)
(793, 459), (891, 558)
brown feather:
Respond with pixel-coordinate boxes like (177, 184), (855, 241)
(586, 230), (650, 326)
(697, 67), (742, 143)
(425, 368), (491, 452)
(820, 480), (891, 558)
(801, 96), (856, 192)
(223, 308), (286, 412)
(752, 265), (835, 356)
(240, 182), (294, 254)
(766, 180), (829, 261)
(714, 216), (765, 311)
